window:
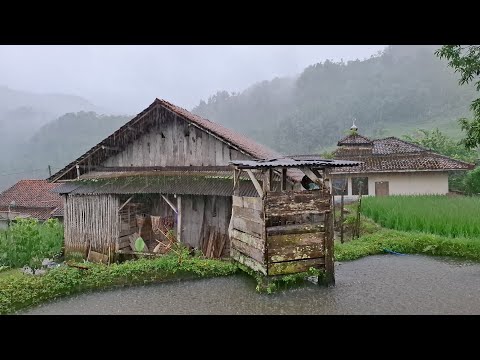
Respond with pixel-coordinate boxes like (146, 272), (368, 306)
(352, 177), (368, 195)
(332, 177), (348, 195)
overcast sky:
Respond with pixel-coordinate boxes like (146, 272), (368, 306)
(0, 45), (387, 114)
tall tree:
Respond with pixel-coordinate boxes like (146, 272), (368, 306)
(435, 45), (480, 149)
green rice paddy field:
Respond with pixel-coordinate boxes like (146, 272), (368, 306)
(361, 195), (480, 238)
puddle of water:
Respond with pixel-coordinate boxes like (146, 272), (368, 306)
(21, 254), (480, 315)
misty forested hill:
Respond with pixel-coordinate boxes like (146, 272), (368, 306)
(0, 111), (130, 191)
(193, 45), (477, 154)
(0, 87), (113, 190)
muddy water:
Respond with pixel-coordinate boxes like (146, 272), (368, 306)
(22, 255), (480, 315)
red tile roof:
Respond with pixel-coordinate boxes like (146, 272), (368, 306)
(332, 135), (474, 173)
(337, 133), (373, 146)
(0, 180), (63, 219)
(50, 99), (282, 182)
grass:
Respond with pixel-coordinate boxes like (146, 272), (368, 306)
(335, 227), (480, 262)
(361, 195), (480, 238)
(0, 268), (23, 280)
(0, 249), (238, 315)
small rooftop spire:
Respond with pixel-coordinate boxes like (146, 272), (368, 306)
(350, 118), (358, 132)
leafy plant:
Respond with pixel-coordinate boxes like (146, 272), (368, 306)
(0, 218), (63, 270)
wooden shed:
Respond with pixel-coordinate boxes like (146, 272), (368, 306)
(229, 159), (360, 284)
(49, 99), (303, 262)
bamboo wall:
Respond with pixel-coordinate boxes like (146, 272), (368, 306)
(64, 194), (119, 260)
(230, 190), (334, 280)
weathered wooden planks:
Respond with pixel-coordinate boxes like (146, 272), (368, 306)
(268, 232), (325, 248)
(268, 243), (324, 263)
(265, 191), (330, 218)
(231, 239), (264, 263)
(267, 258), (325, 276)
(231, 248), (267, 275)
(232, 196), (263, 211)
(266, 223), (325, 236)
(232, 216), (264, 238)
(230, 229), (265, 251)
(232, 205), (263, 222)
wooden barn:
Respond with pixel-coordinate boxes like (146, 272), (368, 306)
(49, 99), (296, 262)
(49, 98), (359, 279)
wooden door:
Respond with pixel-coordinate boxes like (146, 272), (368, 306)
(375, 181), (389, 196)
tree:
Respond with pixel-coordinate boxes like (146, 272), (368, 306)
(403, 128), (478, 163)
(435, 45), (480, 149)
(464, 167), (480, 195)
(404, 128), (479, 192)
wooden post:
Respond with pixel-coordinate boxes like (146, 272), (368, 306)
(76, 164), (80, 179)
(234, 169), (241, 196)
(340, 194), (344, 244)
(332, 195), (336, 227)
(177, 195), (182, 243)
(281, 168), (287, 191)
(323, 210), (335, 286)
(263, 169), (271, 193)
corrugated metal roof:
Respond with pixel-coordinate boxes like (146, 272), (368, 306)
(230, 158), (362, 168)
(59, 175), (258, 197)
(51, 182), (83, 194)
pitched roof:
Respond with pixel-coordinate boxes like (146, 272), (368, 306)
(0, 180), (63, 219)
(337, 133), (373, 146)
(49, 99), (281, 182)
(332, 135), (474, 173)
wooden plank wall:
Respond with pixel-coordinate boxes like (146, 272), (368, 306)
(102, 108), (251, 168)
(179, 195), (231, 257)
(264, 190), (331, 276)
(230, 195), (267, 275)
(64, 194), (119, 261)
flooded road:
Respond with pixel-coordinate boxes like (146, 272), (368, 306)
(22, 255), (480, 314)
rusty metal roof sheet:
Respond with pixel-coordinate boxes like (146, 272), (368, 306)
(230, 158), (362, 169)
(56, 175), (258, 197)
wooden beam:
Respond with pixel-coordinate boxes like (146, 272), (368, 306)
(281, 168), (287, 191)
(302, 167), (323, 185)
(263, 169), (272, 193)
(245, 169), (264, 198)
(176, 195), (182, 243)
(234, 169), (242, 196)
(161, 194), (178, 214)
(311, 168), (323, 179)
(118, 196), (133, 211)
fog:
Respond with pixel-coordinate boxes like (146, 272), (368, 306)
(0, 45), (387, 114)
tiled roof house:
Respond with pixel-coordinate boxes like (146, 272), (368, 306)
(327, 126), (474, 196)
(0, 180), (63, 226)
